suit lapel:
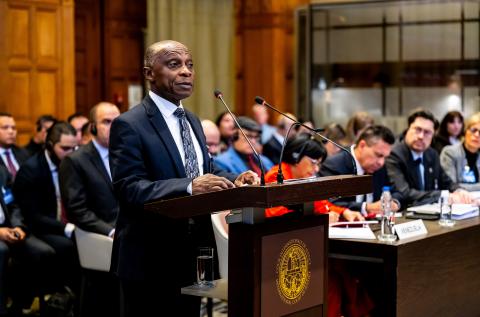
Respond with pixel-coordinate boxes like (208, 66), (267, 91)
(144, 96), (186, 177)
(85, 142), (113, 191)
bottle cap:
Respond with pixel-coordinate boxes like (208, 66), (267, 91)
(382, 186), (390, 191)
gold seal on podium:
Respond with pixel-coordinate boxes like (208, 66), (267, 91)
(275, 239), (311, 305)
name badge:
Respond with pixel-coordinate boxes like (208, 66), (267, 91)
(394, 219), (428, 240)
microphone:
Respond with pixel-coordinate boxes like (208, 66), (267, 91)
(214, 90), (266, 186)
(254, 96), (357, 176)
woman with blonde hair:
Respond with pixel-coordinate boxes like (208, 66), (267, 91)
(440, 112), (480, 191)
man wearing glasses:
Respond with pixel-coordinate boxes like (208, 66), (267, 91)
(386, 109), (472, 206)
(214, 116), (274, 174)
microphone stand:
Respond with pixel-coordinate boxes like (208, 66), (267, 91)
(255, 96), (357, 176)
(215, 91), (266, 186)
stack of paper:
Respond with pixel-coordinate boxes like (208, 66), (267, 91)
(451, 204), (479, 220)
(328, 227), (376, 240)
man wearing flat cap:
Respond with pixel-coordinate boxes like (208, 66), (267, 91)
(214, 116), (274, 174)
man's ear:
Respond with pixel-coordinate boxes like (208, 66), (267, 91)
(143, 67), (153, 81)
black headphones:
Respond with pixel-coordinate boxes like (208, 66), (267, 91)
(90, 123), (97, 136)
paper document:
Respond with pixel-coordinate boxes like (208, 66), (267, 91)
(329, 227), (376, 240)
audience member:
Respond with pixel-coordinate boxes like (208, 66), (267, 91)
(0, 113), (28, 181)
(320, 125), (401, 215)
(265, 133), (364, 222)
(386, 109), (472, 206)
(13, 122), (79, 293)
(263, 113), (298, 164)
(109, 40), (258, 317)
(345, 111), (374, 144)
(0, 165), (55, 316)
(215, 111), (236, 153)
(215, 116), (273, 174)
(201, 119), (221, 156)
(432, 110), (464, 154)
(24, 115), (57, 157)
(252, 103), (275, 144)
(297, 118), (315, 135)
(440, 112), (480, 191)
(322, 122), (348, 156)
(68, 112), (89, 145)
(60, 102), (120, 236)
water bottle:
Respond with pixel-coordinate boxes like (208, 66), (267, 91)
(462, 165), (476, 183)
(378, 186), (397, 242)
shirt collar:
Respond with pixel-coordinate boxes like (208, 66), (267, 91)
(410, 150), (423, 162)
(350, 144), (364, 175)
(1, 147), (11, 155)
(44, 150), (57, 172)
(92, 139), (109, 160)
(149, 90), (184, 119)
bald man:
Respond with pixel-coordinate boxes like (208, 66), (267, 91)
(201, 119), (221, 156)
(108, 40), (259, 316)
(263, 113), (298, 164)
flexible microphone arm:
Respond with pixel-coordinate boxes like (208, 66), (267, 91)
(255, 96), (357, 176)
(214, 90), (266, 186)
(276, 122), (301, 184)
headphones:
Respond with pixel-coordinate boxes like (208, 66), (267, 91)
(90, 123), (97, 136)
(292, 135), (314, 164)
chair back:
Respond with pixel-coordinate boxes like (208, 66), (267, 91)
(75, 227), (113, 272)
(211, 212), (229, 279)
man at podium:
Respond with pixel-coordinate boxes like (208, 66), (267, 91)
(109, 40), (258, 317)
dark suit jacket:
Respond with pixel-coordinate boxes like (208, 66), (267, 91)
(319, 150), (402, 210)
(59, 141), (118, 236)
(13, 152), (65, 236)
(262, 135), (282, 165)
(0, 145), (28, 180)
(385, 141), (459, 206)
(109, 95), (237, 282)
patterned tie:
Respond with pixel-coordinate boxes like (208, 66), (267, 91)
(173, 107), (200, 178)
(4, 150), (17, 179)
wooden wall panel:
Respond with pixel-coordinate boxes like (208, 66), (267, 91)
(0, 0), (75, 145)
(235, 0), (309, 118)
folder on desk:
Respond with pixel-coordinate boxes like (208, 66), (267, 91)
(407, 203), (479, 220)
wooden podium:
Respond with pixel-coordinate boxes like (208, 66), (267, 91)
(145, 174), (372, 317)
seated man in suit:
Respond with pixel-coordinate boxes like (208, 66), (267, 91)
(13, 122), (79, 293)
(320, 125), (402, 215)
(263, 113), (298, 164)
(0, 112), (29, 180)
(0, 165), (54, 316)
(214, 116), (273, 174)
(386, 109), (472, 206)
(60, 102), (120, 236)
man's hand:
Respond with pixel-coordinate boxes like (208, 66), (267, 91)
(342, 209), (365, 222)
(366, 200), (399, 214)
(12, 227), (26, 241)
(328, 212), (340, 224)
(450, 189), (473, 204)
(0, 228), (19, 243)
(234, 171), (260, 187)
(192, 174), (235, 195)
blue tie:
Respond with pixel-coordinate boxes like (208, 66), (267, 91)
(174, 108), (200, 179)
(414, 157), (425, 190)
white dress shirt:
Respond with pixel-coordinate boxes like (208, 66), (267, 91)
(92, 139), (111, 180)
(149, 91), (204, 190)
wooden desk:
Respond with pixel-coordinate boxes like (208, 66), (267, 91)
(329, 217), (480, 317)
(181, 279), (228, 300)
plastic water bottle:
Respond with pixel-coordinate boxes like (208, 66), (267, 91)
(462, 165), (476, 183)
(378, 186), (396, 242)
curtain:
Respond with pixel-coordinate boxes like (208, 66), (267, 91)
(146, 0), (235, 120)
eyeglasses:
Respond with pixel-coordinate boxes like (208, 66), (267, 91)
(468, 127), (480, 135)
(244, 133), (261, 142)
(306, 156), (322, 167)
(411, 126), (434, 138)
(59, 146), (76, 152)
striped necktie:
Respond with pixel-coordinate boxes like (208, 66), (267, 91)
(173, 108), (200, 179)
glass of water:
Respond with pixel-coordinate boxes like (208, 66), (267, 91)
(196, 247), (214, 287)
